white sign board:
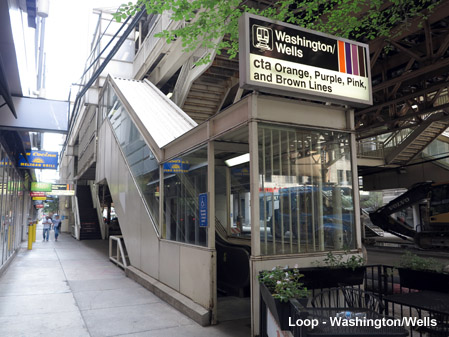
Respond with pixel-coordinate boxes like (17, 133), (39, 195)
(239, 13), (372, 107)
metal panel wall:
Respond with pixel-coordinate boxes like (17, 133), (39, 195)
(96, 119), (212, 308)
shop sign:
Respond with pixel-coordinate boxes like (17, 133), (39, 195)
(0, 158), (12, 167)
(52, 184), (72, 190)
(30, 192), (46, 197)
(239, 13), (372, 107)
(35, 204), (44, 209)
(231, 167), (249, 176)
(47, 190), (75, 196)
(47, 184), (75, 196)
(32, 196), (47, 201)
(18, 151), (58, 170)
(31, 182), (52, 192)
(163, 159), (190, 173)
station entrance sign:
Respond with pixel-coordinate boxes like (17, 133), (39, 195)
(239, 13), (372, 107)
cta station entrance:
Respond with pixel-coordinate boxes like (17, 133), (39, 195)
(234, 13), (373, 334)
(87, 12), (373, 337)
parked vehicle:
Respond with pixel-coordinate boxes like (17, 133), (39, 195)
(263, 185), (355, 248)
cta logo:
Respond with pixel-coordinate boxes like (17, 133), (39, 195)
(252, 24), (273, 52)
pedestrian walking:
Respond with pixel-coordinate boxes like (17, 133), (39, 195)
(42, 216), (52, 241)
(53, 215), (62, 241)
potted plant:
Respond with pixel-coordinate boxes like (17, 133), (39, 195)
(397, 251), (449, 293)
(299, 251), (366, 289)
(259, 265), (309, 330)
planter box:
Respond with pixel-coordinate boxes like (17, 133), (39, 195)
(398, 268), (449, 293)
(260, 282), (308, 331)
(299, 266), (366, 289)
(260, 282), (292, 330)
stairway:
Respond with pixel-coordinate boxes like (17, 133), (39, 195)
(180, 54), (239, 124)
(77, 185), (102, 240)
(385, 112), (449, 165)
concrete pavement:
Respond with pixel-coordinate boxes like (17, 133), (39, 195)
(0, 227), (250, 337)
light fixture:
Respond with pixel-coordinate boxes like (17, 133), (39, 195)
(225, 153), (250, 167)
(166, 92), (173, 99)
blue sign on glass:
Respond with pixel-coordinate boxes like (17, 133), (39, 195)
(18, 151), (58, 170)
(163, 158), (190, 173)
(199, 193), (208, 227)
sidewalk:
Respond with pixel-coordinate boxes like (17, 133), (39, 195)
(0, 226), (250, 337)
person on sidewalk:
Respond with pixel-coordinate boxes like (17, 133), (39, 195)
(42, 216), (52, 241)
(53, 215), (62, 241)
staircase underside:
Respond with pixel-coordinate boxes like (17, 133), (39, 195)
(386, 115), (449, 165)
(182, 54), (239, 123)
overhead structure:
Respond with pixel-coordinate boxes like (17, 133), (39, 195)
(355, 1), (449, 178)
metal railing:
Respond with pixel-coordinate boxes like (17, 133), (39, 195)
(72, 195), (81, 240)
(133, 13), (180, 77)
(357, 139), (385, 159)
(90, 182), (106, 240)
(357, 128), (415, 160)
(109, 235), (128, 269)
(171, 57), (193, 106)
(77, 106), (97, 176)
(260, 265), (449, 337)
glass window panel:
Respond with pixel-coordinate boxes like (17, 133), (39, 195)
(258, 124), (356, 256)
(2, 166), (11, 262)
(0, 149), (4, 264)
(107, 87), (160, 226)
(163, 147), (208, 247)
(229, 163), (250, 237)
(430, 184), (449, 216)
(9, 172), (17, 256)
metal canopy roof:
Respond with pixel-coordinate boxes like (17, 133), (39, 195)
(111, 77), (197, 149)
(0, 0), (22, 118)
(0, 96), (68, 133)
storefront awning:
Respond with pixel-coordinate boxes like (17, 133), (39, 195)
(0, 96), (68, 133)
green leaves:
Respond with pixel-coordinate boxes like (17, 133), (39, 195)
(314, 251), (365, 271)
(399, 251), (446, 273)
(259, 266), (309, 303)
(113, 0), (443, 65)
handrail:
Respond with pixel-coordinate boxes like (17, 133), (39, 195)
(90, 182), (106, 239)
(171, 57), (193, 106)
(109, 235), (128, 269)
(383, 127), (414, 149)
(357, 127), (416, 159)
(72, 194), (81, 240)
(356, 139), (384, 159)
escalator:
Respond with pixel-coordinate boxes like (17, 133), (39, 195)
(216, 233), (251, 297)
